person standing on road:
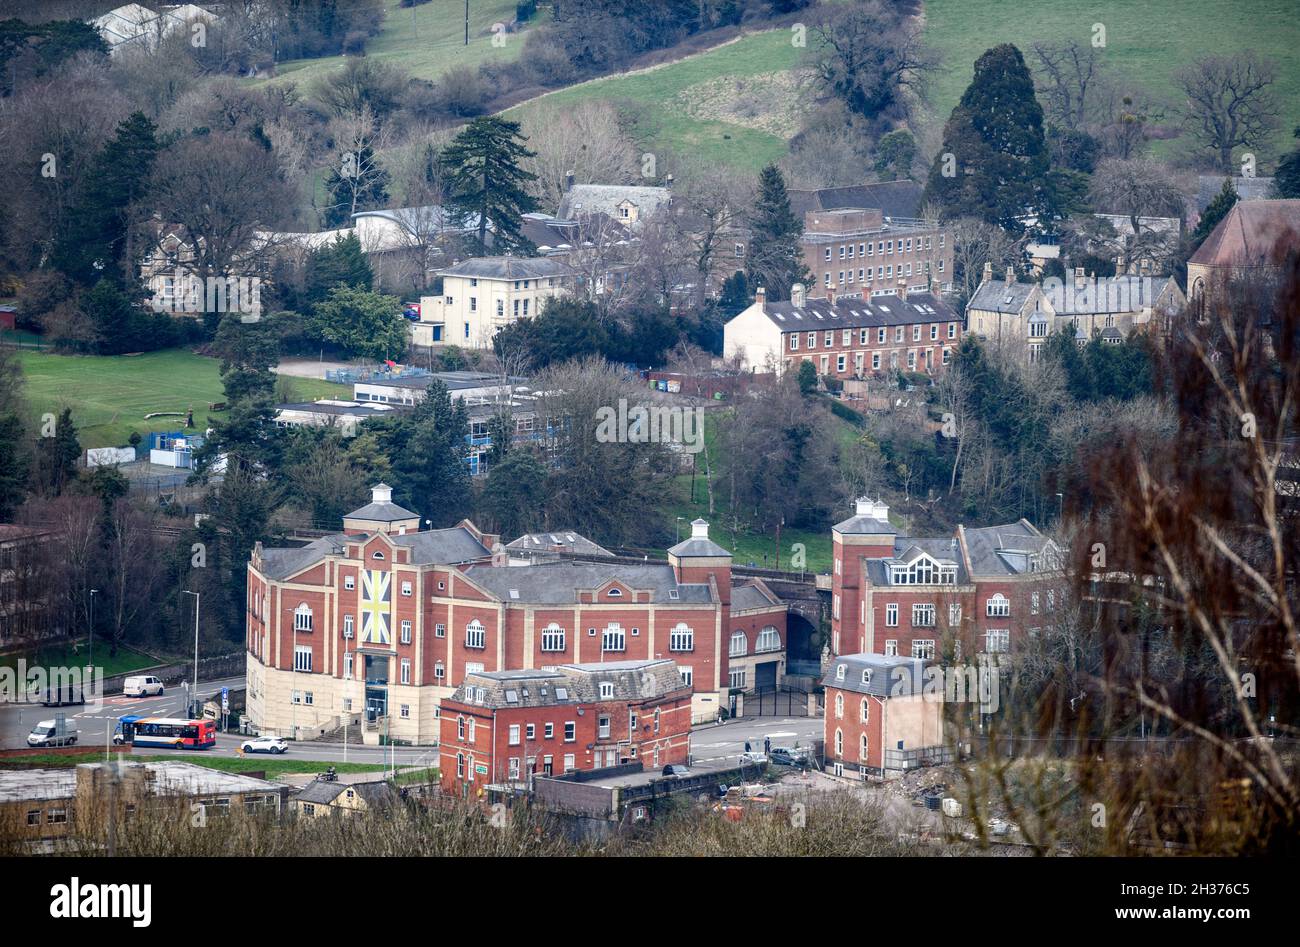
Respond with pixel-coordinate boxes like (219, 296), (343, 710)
(744, 741), (752, 753)
(764, 736), (771, 755)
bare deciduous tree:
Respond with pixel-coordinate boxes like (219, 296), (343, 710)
(519, 100), (639, 212)
(1176, 52), (1280, 173)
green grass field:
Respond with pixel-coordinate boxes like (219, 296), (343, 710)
(17, 349), (349, 450)
(0, 752), (390, 775)
(498, 0), (1300, 174)
(507, 28), (802, 173)
(0, 640), (155, 677)
(922, 0), (1300, 163)
(252, 0), (538, 90)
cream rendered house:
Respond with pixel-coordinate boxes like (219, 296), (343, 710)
(416, 256), (574, 348)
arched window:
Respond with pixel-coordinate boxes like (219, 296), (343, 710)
(834, 693), (844, 719)
(859, 733), (869, 762)
(372, 551), (385, 559)
(986, 593), (1010, 618)
(669, 623), (693, 652)
(834, 728), (843, 757)
(730, 630), (748, 657)
(456, 753), (465, 778)
(606, 587), (622, 597)
(860, 698), (869, 724)
(465, 619), (486, 649)
(456, 716), (465, 741)
(294, 603), (313, 632)
(540, 623), (565, 652)
(755, 626), (781, 652)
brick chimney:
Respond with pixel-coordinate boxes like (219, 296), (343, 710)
(791, 282), (806, 309)
(755, 286), (766, 312)
(1005, 265), (1015, 285)
(982, 261), (993, 284)
(827, 286), (837, 306)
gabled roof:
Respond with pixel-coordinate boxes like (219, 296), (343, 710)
(752, 291), (956, 332)
(822, 654), (930, 697)
(294, 779), (398, 809)
(436, 256), (573, 280)
(1188, 199), (1300, 268)
(788, 180), (924, 221)
(967, 279), (1040, 315)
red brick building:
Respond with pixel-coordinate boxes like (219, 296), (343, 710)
(831, 498), (1065, 661)
(245, 488), (786, 744)
(800, 208), (953, 301)
(439, 659), (692, 796)
(822, 653), (947, 779)
(724, 285), (962, 380)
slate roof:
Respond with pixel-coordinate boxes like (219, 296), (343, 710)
(822, 654), (930, 697)
(294, 779), (398, 809)
(358, 371), (508, 391)
(1187, 199), (1300, 268)
(557, 185), (672, 222)
(506, 530), (614, 558)
(967, 279), (1040, 315)
(1047, 275), (1181, 316)
(667, 520), (732, 559)
(731, 579), (783, 612)
(1196, 175), (1277, 212)
(436, 256), (573, 280)
(257, 526), (492, 580)
(833, 511), (895, 535)
(454, 659), (689, 709)
(863, 538), (969, 586)
(462, 560), (713, 605)
(961, 520), (1054, 578)
(343, 496), (419, 523)
(759, 292), (956, 331)
(788, 180), (924, 221)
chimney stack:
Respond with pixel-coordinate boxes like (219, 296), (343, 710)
(827, 286), (837, 306)
(564, 170), (574, 191)
(791, 282), (806, 309)
(982, 261), (993, 284)
(755, 286), (766, 312)
(1005, 265), (1015, 285)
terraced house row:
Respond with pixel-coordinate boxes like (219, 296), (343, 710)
(244, 486), (787, 744)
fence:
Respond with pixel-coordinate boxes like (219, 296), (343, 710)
(736, 687), (822, 718)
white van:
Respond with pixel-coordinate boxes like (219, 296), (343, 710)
(28, 720), (77, 747)
(123, 675), (165, 697)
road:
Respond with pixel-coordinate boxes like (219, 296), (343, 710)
(689, 715), (823, 768)
(0, 675), (432, 766)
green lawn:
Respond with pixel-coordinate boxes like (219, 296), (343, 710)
(506, 28), (802, 173)
(922, 0), (1300, 163)
(0, 752), (390, 776)
(17, 349), (349, 450)
(251, 0), (538, 90)
(0, 640), (155, 677)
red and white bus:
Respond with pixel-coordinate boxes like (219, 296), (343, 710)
(113, 716), (217, 750)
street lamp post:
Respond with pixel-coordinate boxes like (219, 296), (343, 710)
(88, 589), (99, 668)
(182, 591), (200, 718)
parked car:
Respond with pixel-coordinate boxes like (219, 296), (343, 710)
(661, 764), (691, 778)
(241, 735), (288, 755)
(739, 751), (768, 765)
(769, 746), (810, 767)
(27, 720), (77, 747)
(123, 675), (164, 697)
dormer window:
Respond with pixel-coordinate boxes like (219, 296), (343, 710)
(835, 664), (846, 681)
(861, 669), (872, 685)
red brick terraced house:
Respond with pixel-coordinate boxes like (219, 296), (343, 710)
(831, 497), (1065, 661)
(724, 283), (961, 380)
(439, 659), (692, 797)
(822, 653), (949, 779)
(245, 487), (785, 743)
